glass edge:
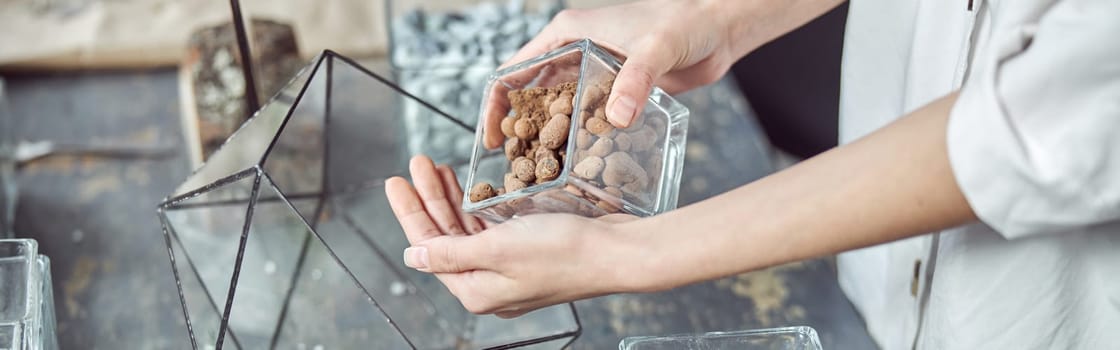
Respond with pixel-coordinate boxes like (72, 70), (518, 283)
(160, 167), (261, 209)
(0, 238), (39, 322)
(492, 39), (589, 78)
(619, 326), (822, 347)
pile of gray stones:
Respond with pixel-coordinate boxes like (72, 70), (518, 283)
(390, 0), (563, 165)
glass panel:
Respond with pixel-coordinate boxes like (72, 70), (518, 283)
(220, 174), (311, 348)
(162, 171), (259, 349)
(165, 219), (241, 350)
(259, 55), (328, 221)
(323, 54), (474, 194)
(173, 57), (319, 198)
(317, 186), (463, 349)
(257, 175), (415, 349)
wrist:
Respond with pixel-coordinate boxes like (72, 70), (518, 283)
(594, 217), (675, 294)
(700, 0), (761, 60)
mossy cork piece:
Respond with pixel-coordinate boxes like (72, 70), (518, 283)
(469, 183), (497, 202)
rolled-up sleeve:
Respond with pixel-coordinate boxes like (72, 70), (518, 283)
(948, 0), (1120, 239)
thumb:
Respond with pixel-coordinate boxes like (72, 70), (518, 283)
(606, 42), (674, 128)
(403, 235), (489, 273)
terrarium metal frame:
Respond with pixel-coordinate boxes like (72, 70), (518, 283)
(158, 48), (581, 350)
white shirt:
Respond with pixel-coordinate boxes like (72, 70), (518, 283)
(836, 0), (1120, 349)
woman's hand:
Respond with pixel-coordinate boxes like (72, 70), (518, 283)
(481, 0), (844, 149)
(385, 156), (643, 318)
(482, 0), (742, 149)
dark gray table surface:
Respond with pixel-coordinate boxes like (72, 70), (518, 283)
(3, 63), (875, 349)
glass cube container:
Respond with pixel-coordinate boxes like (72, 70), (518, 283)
(462, 39), (689, 222)
(619, 326), (822, 350)
(157, 51), (580, 349)
(1, 239), (59, 350)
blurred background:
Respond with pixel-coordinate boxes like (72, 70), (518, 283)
(1, 0), (867, 349)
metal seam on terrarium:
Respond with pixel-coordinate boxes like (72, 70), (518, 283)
(214, 169), (263, 350)
(160, 167), (260, 208)
(327, 51), (473, 132)
(266, 55), (333, 349)
(161, 208), (246, 349)
(567, 302), (583, 345)
(484, 331), (583, 350)
(255, 55), (328, 167)
(160, 211), (200, 350)
(320, 54), (334, 211)
(162, 191), (321, 211)
(228, 0), (260, 115)
(260, 172), (421, 349)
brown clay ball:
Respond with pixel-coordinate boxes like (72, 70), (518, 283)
(514, 118), (538, 140)
(501, 116), (518, 138)
(505, 138), (527, 160)
(469, 183), (497, 202)
(512, 157), (536, 183)
(540, 114), (571, 150)
(549, 92), (574, 116)
(586, 117), (614, 136)
(504, 173), (527, 192)
(535, 156), (561, 182)
(573, 156), (605, 179)
(588, 137), (615, 158)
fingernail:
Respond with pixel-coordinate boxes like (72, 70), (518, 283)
(403, 247), (429, 270)
(608, 96), (637, 127)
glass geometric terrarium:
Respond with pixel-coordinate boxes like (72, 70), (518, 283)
(157, 51), (580, 349)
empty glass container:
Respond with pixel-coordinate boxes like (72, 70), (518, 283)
(0, 239), (59, 350)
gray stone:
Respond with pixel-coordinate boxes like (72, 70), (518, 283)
(389, 0), (563, 160)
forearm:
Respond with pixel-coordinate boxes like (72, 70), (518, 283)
(710, 0), (847, 60)
(618, 92), (976, 292)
